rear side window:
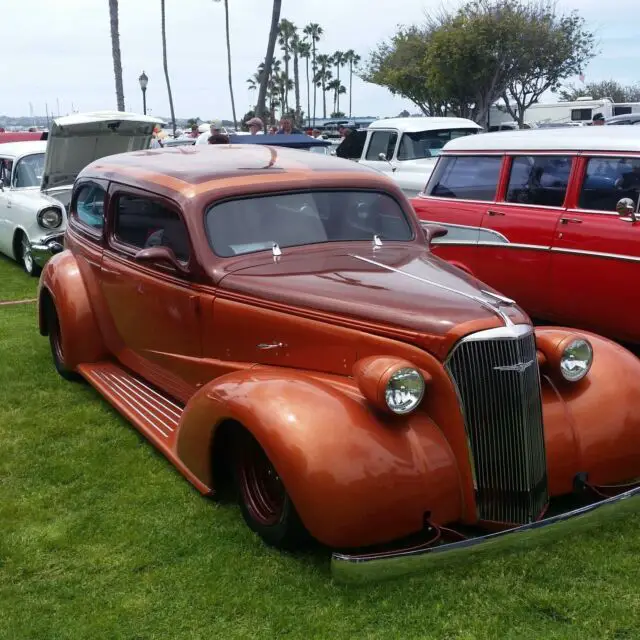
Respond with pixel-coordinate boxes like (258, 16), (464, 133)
(75, 184), (107, 230)
(365, 131), (398, 161)
(506, 156), (572, 207)
(114, 195), (190, 263)
(579, 157), (640, 212)
(0, 158), (12, 188)
(428, 156), (502, 201)
(571, 108), (592, 121)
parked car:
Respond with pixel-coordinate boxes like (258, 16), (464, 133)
(38, 144), (639, 582)
(0, 111), (163, 275)
(0, 131), (48, 144)
(411, 127), (640, 344)
(605, 113), (640, 126)
(335, 117), (482, 198)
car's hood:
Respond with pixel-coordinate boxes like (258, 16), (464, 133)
(219, 245), (527, 351)
(42, 111), (164, 189)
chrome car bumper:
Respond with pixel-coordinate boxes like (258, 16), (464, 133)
(31, 234), (65, 267)
(331, 486), (640, 583)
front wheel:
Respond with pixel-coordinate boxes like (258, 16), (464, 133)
(233, 429), (308, 549)
(46, 299), (81, 381)
(19, 233), (41, 277)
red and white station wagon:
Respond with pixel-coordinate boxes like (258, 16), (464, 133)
(411, 127), (640, 344)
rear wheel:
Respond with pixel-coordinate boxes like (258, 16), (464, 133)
(46, 299), (80, 381)
(17, 232), (40, 277)
(233, 429), (308, 549)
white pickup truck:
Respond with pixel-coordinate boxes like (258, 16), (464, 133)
(336, 117), (482, 198)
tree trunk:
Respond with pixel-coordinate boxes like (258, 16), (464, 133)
(108, 0), (125, 111)
(322, 79), (327, 119)
(335, 64), (341, 113)
(223, 0), (237, 129)
(293, 50), (301, 125)
(312, 46), (317, 126)
(305, 58), (311, 127)
(256, 0), (282, 129)
(349, 63), (353, 118)
(160, 0), (177, 136)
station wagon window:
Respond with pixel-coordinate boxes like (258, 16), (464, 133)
(0, 158), (12, 188)
(571, 108), (592, 122)
(427, 156), (502, 201)
(397, 128), (479, 161)
(365, 131), (397, 161)
(114, 195), (190, 263)
(578, 157), (640, 212)
(13, 152), (45, 188)
(505, 156), (572, 207)
(205, 191), (413, 257)
(74, 184), (106, 230)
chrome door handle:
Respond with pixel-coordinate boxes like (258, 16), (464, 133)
(560, 217), (583, 224)
(487, 210), (505, 217)
(257, 342), (285, 350)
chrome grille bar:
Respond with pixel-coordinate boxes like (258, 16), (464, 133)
(445, 325), (548, 524)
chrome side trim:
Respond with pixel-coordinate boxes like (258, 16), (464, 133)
(446, 323), (532, 345)
(331, 487), (640, 583)
(349, 254), (515, 326)
(478, 242), (551, 251)
(551, 246), (640, 263)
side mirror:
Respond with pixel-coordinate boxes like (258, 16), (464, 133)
(616, 197), (638, 222)
(421, 222), (448, 245)
(134, 246), (188, 275)
(378, 152), (387, 162)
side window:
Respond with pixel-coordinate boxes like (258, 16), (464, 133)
(571, 108), (592, 122)
(0, 158), (13, 188)
(114, 195), (190, 263)
(579, 157), (640, 212)
(74, 184), (106, 230)
(428, 156), (502, 201)
(365, 131), (398, 161)
(506, 156), (572, 207)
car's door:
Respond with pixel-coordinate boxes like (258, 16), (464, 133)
(411, 154), (504, 275)
(100, 185), (202, 394)
(357, 129), (399, 179)
(549, 154), (640, 341)
(474, 154), (573, 316)
(0, 156), (15, 256)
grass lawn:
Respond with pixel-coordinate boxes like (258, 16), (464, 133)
(0, 255), (38, 303)
(0, 303), (639, 640)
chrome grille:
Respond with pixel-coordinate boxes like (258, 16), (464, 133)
(445, 325), (548, 524)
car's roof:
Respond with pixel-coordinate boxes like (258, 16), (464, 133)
(368, 117), (482, 133)
(0, 140), (48, 158)
(606, 113), (640, 125)
(442, 126), (640, 153)
(80, 144), (391, 199)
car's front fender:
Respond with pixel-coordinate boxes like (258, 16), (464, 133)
(175, 367), (463, 548)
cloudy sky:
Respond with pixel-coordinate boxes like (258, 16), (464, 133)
(4, 0), (639, 120)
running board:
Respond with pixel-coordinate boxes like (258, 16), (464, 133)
(77, 362), (212, 495)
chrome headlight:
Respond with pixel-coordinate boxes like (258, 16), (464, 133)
(560, 338), (593, 382)
(385, 367), (426, 415)
(37, 207), (62, 229)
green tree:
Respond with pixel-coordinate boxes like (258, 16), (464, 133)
(344, 50), (361, 118)
(160, 0), (177, 136)
(256, 0), (282, 129)
(291, 31), (302, 125)
(303, 23), (323, 124)
(558, 80), (640, 103)
(108, 0), (125, 111)
(315, 54), (333, 119)
(331, 51), (347, 113)
(213, 0), (237, 129)
(298, 41), (312, 127)
(278, 19), (297, 113)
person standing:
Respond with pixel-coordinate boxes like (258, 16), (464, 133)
(276, 117), (302, 135)
(592, 113), (605, 126)
(246, 117), (264, 134)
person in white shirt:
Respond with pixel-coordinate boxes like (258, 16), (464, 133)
(196, 121), (222, 145)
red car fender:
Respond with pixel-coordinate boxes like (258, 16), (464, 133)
(536, 327), (640, 494)
(175, 367), (463, 548)
(38, 250), (107, 369)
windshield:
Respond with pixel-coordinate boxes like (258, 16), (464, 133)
(205, 190), (414, 257)
(13, 153), (45, 188)
(397, 128), (479, 161)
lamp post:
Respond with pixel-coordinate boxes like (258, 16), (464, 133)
(138, 71), (149, 115)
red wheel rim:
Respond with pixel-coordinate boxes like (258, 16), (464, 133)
(237, 436), (285, 526)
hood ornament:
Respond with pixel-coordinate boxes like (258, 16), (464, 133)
(272, 242), (282, 262)
(373, 234), (383, 250)
(494, 360), (534, 373)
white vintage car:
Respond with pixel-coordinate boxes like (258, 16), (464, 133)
(0, 110), (163, 275)
(336, 117), (482, 197)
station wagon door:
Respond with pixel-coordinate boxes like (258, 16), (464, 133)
(358, 129), (398, 180)
(549, 154), (640, 341)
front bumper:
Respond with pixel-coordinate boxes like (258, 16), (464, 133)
(31, 234), (65, 268)
(331, 486), (640, 583)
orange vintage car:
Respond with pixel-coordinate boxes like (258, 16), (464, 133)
(37, 144), (639, 583)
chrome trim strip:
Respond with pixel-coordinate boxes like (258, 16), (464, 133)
(477, 242), (551, 250)
(349, 254), (515, 325)
(446, 323), (532, 346)
(551, 246), (640, 263)
(331, 487), (640, 583)
(115, 375), (181, 427)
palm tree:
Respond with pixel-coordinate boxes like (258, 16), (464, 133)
(314, 54), (332, 119)
(213, 0), (237, 129)
(303, 23), (323, 125)
(331, 51), (347, 114)
(344, 50), (361, 118)
(160, 0), (177, 136)
(256, 0), (282, 129)
(291, 32), (302, 125)
(277, 19), (297, 114)
(327, 79), (346, 116)
(108, 0), (125, 111)
(298, 41), (311, 127)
